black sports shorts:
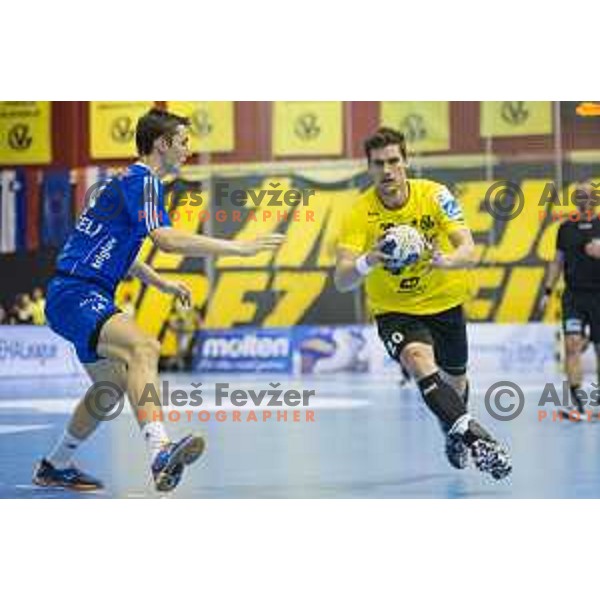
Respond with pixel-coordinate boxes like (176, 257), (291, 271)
(375, 304), (468, 376)
(562, 289), (600, 343)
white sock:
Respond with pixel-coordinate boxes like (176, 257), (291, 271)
(141, 422), (169, 462)
(46, 431), (83, 469)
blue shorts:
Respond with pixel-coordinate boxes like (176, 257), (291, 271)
(45, 276), (120, 364)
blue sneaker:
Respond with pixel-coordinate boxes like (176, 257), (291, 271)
(151, 434), (206, 492)
(32, 459), (104, 491)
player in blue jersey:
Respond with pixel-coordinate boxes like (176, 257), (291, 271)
(33, 108), (284, 493)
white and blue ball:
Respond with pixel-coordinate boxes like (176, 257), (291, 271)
(379, 225), (425, 272)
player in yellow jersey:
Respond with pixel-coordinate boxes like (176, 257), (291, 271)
(335, 128), (511, 480)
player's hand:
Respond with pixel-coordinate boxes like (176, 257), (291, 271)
(236, 234), (285, 256)
(162, 280), (192, 309)
(430, 251), (455, 269)
(538, 293), (550, 314)
(366, 237), (396, 266)
(584, 239), (600, 259)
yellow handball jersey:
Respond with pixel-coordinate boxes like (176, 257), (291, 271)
(337, 179), (472, 316)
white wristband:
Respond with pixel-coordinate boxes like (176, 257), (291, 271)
(355, 254), (374, 276)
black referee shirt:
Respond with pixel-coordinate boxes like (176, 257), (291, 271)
(557, 214), (600, 291)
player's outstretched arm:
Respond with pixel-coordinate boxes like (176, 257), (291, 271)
(128, 260), (192, 307)
(150, 227), (285, 258)
(128, 260), (169, 288)
(430, 228), (477, 269)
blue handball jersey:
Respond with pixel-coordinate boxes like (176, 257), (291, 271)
(55, 163), (171, 293)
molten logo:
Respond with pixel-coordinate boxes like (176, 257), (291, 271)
(202, 335), (290, 359)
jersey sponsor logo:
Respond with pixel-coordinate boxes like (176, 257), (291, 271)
(437, 188), (463, 221)
(379, 221), (397, 233)
(419, 215), (435, 230)
(75, 215), (103, 238)
(399, 277), (420, 290)
(91, 237), (117, 270)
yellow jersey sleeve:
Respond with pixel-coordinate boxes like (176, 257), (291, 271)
(337, 204), (367, 255)
(431, 184), (467, 234)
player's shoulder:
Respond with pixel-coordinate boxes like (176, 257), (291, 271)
(122, 162), (161, 184)
(410, 178), (456, 207)
(118, 163), (164, 201)
(557, 217), (578, 233)
(409, 178), (450, 198)
(410, 178), (464, 222)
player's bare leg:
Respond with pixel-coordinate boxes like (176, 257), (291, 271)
(400, 341), (511, 479)
(33, 359), (126, 491)
(72, 360), (128, 438)
(97, 313), (205, 491)
(563, 334), (585, 414)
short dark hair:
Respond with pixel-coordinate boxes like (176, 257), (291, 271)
(135, 108), (190, 156)
(364, 127), (408, 162)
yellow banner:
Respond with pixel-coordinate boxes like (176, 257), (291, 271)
(0, 101), (51, 165)
(123, 166), (577, 346)
(90, 101), (154, 159)
(273, 101), (343, 156)
(167, 101), (234, 153)
(480, 101), (553, 137)
(380, 101), (450, 152)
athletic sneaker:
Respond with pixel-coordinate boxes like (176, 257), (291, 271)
(470, 439), (512, 480)
(32, 459), (104, 491)
(445, 432), (469, 469)
(151, 434), (206, 493)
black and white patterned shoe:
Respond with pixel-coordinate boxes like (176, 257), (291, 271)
(470, 439), (512, 480)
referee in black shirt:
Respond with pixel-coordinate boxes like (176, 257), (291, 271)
(540, 181), (600, 414)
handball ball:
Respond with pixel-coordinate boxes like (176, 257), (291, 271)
(380, 225), (425, 271)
